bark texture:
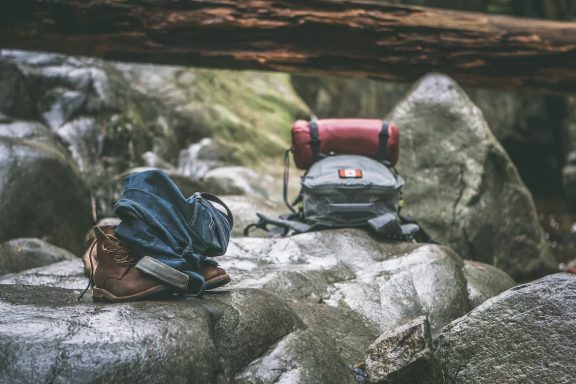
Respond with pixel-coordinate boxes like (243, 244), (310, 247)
(0, 0), (575, 93)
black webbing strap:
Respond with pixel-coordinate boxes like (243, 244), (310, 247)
(199, 192), (234, 229)
(283, 149), (296, 213)
(309, 120), (321, 164)
(377, 121), (389, 162)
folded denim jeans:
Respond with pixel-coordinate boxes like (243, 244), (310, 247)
(114, 170), (220, 295)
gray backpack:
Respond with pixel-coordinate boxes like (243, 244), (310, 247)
(245, 154), (429, 241)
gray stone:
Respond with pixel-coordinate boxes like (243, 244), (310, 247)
(462, 260), (515, 308)
(0, 285), (352, 384)
(1, 229), (488, 370)
(365, 316), (442, 384)
(203, 166), (275, 198)
(236, 329), (358, 384)
(219, 229), (471, 337)
(0, 238), (76, 276)
(289, 301), (380, 364)
(221, 195), (286, 237)
(436, 273), (576, 384)
(389, 73), (556, 280)
(0, 259), (86, 290)
(178, 138), (224, 179)
(0, 120), (92, 254)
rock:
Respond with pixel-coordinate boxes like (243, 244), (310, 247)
(289, 301), (380, 364)
(0, 120), (92, 254)
(220, 195), (286, 237)
(111, 64), (310, 165)
(365, 316), (442, 384)
(178, 138), (224, 180)
(2, 230), (491, 357)
(1, 51), (309, 216)
(0, 285), (358, 383)
(0, 259), (86, 290)
(203, 166), (275, 198)
(0, 60), (35, 119)
(389, 73), (556, 280)
(435, 273), (576, 384)
(0, 238), (76, 276)
(462, 260), (515, 308)
(236, 329), (358, 384)
(219, 229), (472, 337)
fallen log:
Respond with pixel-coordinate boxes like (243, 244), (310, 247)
(1, 0), (575, 94)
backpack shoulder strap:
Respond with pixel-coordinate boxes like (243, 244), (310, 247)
(244, 213), (312, 237)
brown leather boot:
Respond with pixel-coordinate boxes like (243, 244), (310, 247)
(91, 226), (172, 302)
(82, 225), (114, 277)
(203, 265), (231, 290)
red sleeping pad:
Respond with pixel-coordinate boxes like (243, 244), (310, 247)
(291, 119), (399, 170)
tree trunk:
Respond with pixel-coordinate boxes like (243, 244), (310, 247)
(1, 0), (575, 94)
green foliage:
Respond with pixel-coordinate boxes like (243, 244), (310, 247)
(168, 68), (310, 164)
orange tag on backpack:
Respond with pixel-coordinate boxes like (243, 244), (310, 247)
(338, 169), (363, 178)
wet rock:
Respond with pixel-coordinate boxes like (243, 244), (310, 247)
(0, 120), (92, 254)
(220, 229), (471, 337)
(3, 230), (494, 352)
(462, 260), (515, 308)
(0, 285), (360, 384)
(0, 259), (86, 290)
(236, 329), (358, 384)
(390, 73), (556, 280)
(0, 238), (76, 276)
(436, 273), (576, 384)
(289, 302), (380, 364)
(365, 316), (442, 384)
(203, 166), (275, 198)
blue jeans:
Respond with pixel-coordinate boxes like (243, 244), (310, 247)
(114, 170), (217, 295)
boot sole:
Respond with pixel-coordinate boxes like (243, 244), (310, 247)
(92, 285), (172, 303)
(206, 274), (231, 290)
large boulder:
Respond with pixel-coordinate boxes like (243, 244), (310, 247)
(435, 273), (576, 383)
(0, 285), (358, 384)
(0, 229), (517, 382)
(389, 74), (556, 280)
(0, 238), (76, 276)
(218, 230), (476, 337)
(0, 120), (92, 254)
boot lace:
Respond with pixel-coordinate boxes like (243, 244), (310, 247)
(77, 233), (136, 301)
(78, 240), (97, 301)
(103, 235), (136, 265)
